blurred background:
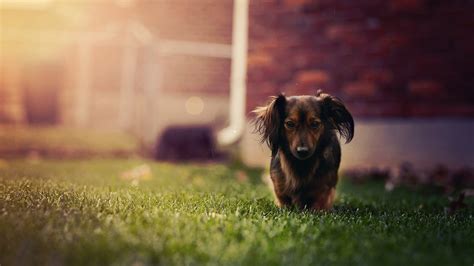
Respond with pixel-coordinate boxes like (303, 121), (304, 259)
(1, 0), (473, 170)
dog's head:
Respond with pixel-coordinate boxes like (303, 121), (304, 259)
(253, 91), (354, 160)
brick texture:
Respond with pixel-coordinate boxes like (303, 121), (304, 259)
(247, 0), (474, 117)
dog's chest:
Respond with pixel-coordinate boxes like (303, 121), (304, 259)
(278, 157), (318, 192)
(272, 150), (336, 193)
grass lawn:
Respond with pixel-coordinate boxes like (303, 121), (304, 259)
(0, 126), (139, 157)
(0, 159), (473, 266)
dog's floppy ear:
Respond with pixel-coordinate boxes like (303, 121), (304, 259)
(317, 91), (354, 143)
(253, 94), (286, 155)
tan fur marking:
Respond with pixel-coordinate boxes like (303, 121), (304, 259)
(279, 151), (315, 193)
(313, 187), (336, 210)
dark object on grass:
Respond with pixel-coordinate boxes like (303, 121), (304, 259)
(451, 167), (474, 189)
(342, 169), (367, 184)
(445, 192), (467, 215)
(397, 162), (422, 187)
(345, 163), (474, 193)
(155, 125), (223, 161)
(343, 168), (390, 184)
(429, 164), (451, 187)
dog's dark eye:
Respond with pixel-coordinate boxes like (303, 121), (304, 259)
(310, 121), (320, 129)
(285, 121), (296, 129)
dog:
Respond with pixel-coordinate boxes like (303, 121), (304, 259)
(253, 91), (354, 211)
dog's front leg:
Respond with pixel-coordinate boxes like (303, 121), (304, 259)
(274, 191), (292, 208)
(270, 178), (292, 208)
(311, 187), (336, 211)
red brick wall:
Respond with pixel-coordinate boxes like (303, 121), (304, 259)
(247, 0), (474, 117)
(138, 0), (233, 44)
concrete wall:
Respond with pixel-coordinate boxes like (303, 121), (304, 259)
(241, 118), (474, 170)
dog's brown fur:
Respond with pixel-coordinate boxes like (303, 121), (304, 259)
(253, 91), (354, 211)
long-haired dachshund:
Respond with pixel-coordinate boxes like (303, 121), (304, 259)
(253, 91), (354, 211)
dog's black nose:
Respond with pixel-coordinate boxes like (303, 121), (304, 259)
(296, 146), (309, 157)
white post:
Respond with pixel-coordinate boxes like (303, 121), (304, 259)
(142, 45), (161, 143)
(217, 0), (249, 146)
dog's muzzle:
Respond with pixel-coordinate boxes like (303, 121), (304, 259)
(296, 146), (309, 152)
(296, 146), (310, 158)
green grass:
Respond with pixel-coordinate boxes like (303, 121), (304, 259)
(0, 159), (473, 266)
(0, 126), (139, 157)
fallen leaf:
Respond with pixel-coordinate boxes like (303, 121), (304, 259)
(120, 164), (152, 183)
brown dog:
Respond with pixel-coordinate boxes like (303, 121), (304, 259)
(253, 91), (354, 211)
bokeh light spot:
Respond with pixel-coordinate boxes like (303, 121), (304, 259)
(185, 96), (204, 115)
